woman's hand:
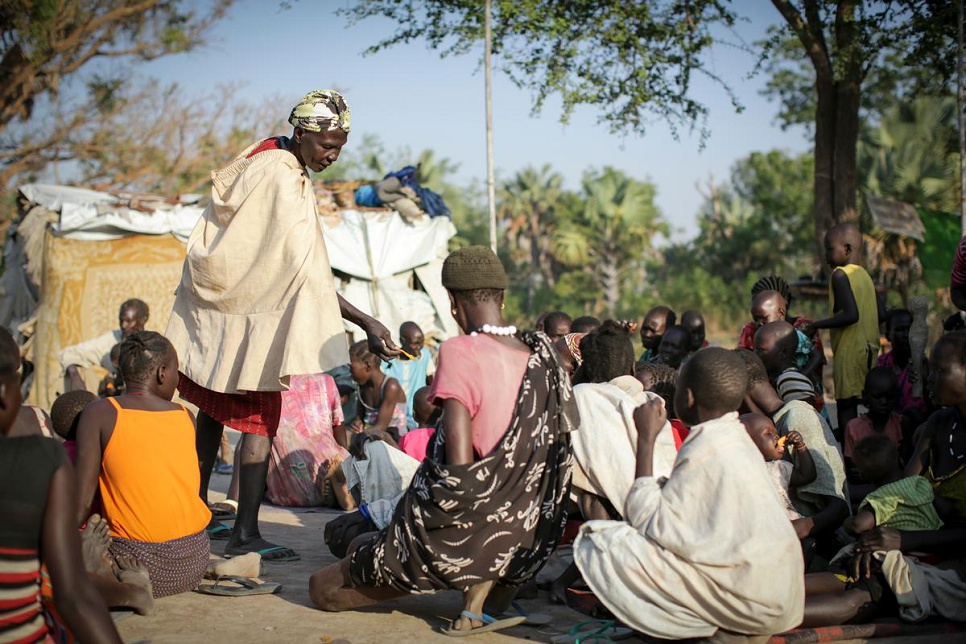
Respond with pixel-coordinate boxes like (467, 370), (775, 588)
(364, 319), (401, 361)
(854, 526), (902, 553)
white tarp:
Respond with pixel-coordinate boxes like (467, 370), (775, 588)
(11, 184), (458, 348)
(20, 183), (203, 242)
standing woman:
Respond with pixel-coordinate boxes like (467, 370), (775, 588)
(310, 246), (579, 637)
(165, 90), (398, 562)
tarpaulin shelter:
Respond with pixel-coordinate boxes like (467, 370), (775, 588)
(4, 184), (457, 410)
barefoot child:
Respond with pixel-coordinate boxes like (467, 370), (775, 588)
(811, 223), (881, 436)
(741, 414), (816, 521)
(0, 328), (122, 643)
(74, 331), (211, 597)
(349, 340), (407, 442)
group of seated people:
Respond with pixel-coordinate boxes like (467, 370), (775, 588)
(3, 237), (965, 642)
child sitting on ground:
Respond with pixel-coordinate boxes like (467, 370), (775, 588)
(0, 328), (123, 643)
(50, 390), (97, 464)
(801, 433), (942, 627)
(741, 414), (816, 521)
(574, 348), (804, 639)
(382, 321), (435, 432)
(397, 386), (441, 462)
(97, 343), (124, 397)
(636, 361), (689, 448)
(811, 223), (881, 436)
(877, 309), (928, 454)
(349, 340), (407, 443)
(74, 331), (211, 598)
(844, 367), (903, 482)
(847, 434), (942, 534)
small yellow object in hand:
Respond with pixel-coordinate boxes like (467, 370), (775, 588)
(777, 436), (787, 450)
(399, 348), (416, 360)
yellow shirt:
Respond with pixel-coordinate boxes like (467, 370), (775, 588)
(829, 264), (879, 399)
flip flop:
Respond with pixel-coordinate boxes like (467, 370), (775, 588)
(506, 601), (553, 627)
(206, 523), (232, 540)
(440, 611), (526, 637)
(549, 619), (634, 644)
(209, 504), (236, 521)
(225, 545), (300, 563)
(196, 576), (282, 597)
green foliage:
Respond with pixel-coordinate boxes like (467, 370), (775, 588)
(0, 0), (236, 196)
(342, 0), (743, 139)
(858, 96), (960, 214)
(759, 5), (957, 132)
(658, 149), (815, 332)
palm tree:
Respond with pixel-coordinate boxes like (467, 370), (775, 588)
(499, 165), (565, 313)
(859, 96), (959, 213)
(553, 168), (667, 317)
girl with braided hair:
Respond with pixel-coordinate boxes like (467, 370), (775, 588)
(74, 332), (211, 598)
(738, 275), (826, 385)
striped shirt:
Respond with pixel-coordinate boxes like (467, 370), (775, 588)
(0, 546), (46, 644)
(952, 235), (966, 288)
(860, 475), (944, 532)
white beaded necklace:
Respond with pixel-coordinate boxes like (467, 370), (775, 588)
(470, 323), (518, 337)
(951, 421), (964, 460)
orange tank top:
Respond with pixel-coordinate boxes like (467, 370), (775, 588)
(99, 398), (209, 542)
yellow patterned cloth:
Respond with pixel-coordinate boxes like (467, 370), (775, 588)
(30, 233), (185, 409)
(829, 264), (880, 400)
(165, 139), (348, 394)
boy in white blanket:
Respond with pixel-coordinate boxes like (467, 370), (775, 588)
(575, 347), (804, 640)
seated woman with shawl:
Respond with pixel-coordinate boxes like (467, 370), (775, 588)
(309, 246), (578, 636)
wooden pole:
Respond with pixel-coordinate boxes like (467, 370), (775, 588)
(959, 0), (965, 234)
(485, 0), (497, 253)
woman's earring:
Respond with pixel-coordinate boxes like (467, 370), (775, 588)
(451, 309), (457, 316)
(501, 303), (505, 310)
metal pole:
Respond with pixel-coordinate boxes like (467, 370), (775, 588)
(485, 0), (497, 253)
(959, 0), (965, 234)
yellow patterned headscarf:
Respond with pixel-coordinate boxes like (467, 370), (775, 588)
(288, 90), (351, 133)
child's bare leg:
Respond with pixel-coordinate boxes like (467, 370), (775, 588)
(801, 589), (875, 628)
(805, 572), (848, 596)
(329, 467), (356, 511)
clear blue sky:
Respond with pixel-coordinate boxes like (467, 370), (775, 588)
(143, 0), (811, 240)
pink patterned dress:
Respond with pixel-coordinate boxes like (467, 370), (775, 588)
(266, 374), (348, 506)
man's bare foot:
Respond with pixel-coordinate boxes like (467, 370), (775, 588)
(81, 515), (112, 576)
(113, 554), (155, 615)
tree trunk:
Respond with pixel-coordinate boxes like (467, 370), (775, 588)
(831, 0), (861, 226)
(813, 76), (837, 262)
(600, 248), (620, 318)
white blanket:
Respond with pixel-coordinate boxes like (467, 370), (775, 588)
(574, 412), (804, 639)
(880, 551), (966, 623)
(571, 381), (677, 511)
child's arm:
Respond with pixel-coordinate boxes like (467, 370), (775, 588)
(787, 430), (817, 487)
(844, 509), (877, 535)
(333, 423), (349, 450)
(812, 270), (859, 330)
(364, 377), (404, 444)
(803, 344), (824, 380)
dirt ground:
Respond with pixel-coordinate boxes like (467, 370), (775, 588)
(115, 465), (964, 644)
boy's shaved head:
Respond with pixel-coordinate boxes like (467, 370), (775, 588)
(51, 390), (97, 440)
(826, 222), (862, 247)
(755, 320), (798, 376)
(733, 348), (769, 389)
(676, 347), (748, 424)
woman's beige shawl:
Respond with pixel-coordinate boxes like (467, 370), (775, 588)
(574, 412), (804, 639)
(166, 141), (349, 394)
